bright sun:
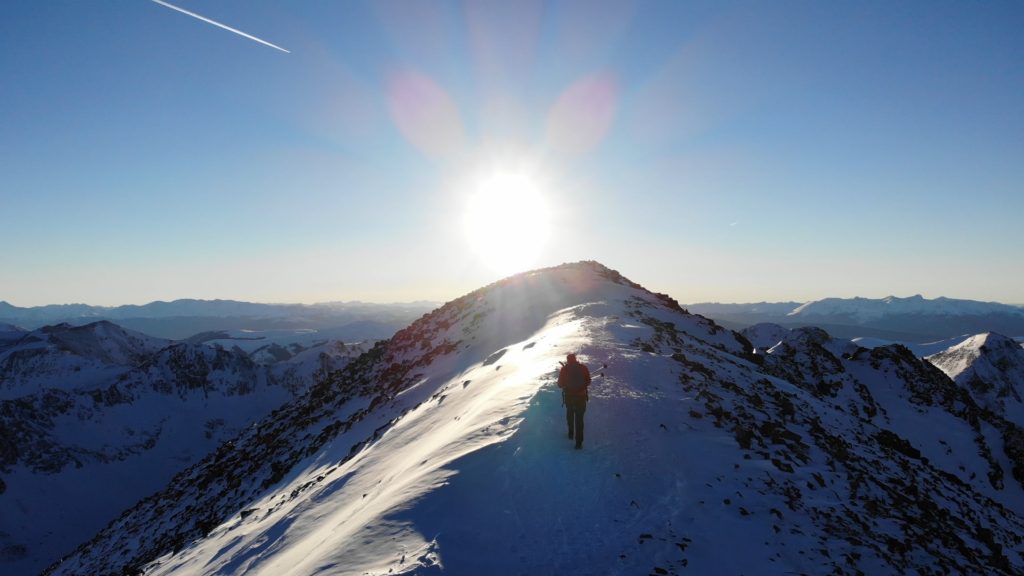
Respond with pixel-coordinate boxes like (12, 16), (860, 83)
(464, 170), (550, 276)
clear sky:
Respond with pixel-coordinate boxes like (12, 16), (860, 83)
(2, 1), (1022, 307)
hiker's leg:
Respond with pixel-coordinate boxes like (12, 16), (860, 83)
(574, 401), (586, 448)
(566, 404), (574, 438)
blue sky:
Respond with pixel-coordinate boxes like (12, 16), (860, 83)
(2, 1), (1022, 306)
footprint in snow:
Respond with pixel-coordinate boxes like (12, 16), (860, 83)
(483, 349), (507, 366)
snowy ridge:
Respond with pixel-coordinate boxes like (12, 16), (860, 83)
(46, 262), (1024, 576)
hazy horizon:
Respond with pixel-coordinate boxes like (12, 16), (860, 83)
(2, 271), (1023, 310)
(3, 2), (1022, 307)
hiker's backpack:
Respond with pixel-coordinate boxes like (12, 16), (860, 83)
(562, 362), (589, 397)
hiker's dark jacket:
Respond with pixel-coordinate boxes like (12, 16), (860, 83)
(558, 360), (591, 400)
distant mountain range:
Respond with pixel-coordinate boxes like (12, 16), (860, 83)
(689, 295), (1024, 342)
(0, 299), (437, 340)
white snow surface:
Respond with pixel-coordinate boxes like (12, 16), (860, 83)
(45, 263), (1024, 576)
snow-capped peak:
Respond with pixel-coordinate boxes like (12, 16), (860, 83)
(927, 332), (1024, 425)
(928, 332), (1022, 379)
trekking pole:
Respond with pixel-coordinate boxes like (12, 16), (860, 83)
(558, 361), (565, 407)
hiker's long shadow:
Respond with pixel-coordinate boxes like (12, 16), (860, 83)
(384, 381), (655, 575)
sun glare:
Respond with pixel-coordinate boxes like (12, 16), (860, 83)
(464, 170), (550, 276)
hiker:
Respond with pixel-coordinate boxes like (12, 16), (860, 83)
(558, 353), (591, 450)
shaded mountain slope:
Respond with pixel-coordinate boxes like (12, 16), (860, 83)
(0, 324), (366, 574)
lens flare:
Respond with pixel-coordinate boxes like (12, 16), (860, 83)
(544, 72), (618, 157)
(388, 70), (466, 159)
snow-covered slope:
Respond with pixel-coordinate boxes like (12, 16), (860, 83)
(928, 333), (1024, 426)
(45, 262), (1024, 576)
(0, 323), (367, 575)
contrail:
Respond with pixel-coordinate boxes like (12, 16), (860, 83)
(151, 0), (290, 53)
